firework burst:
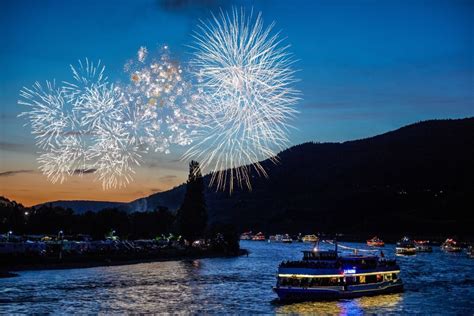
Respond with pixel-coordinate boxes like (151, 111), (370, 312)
(19, 47), (195, 189)
(184, 8), (300, 192)
(19, 59), (142, 189)
(123, 45), (193, 154)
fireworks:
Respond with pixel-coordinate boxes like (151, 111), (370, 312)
(123, 45), (193, 154)
(184, 8), (299, 191)
(18, 8), (300, 192)
(19, 48), (194, 189)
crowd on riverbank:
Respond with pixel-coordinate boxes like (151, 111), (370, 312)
(0, 231), (244, 275)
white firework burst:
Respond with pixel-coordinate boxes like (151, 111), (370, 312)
(19, 59), (143, 189)
(123, 46), (193, 154)
(184, 8), (300, 192)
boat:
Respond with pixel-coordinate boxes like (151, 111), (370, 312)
(367, 236), (385, 247)
(240, 231), (252, 240)
(273, 242), (403, 301)
(414, 240), (433, 252)
(441, 238), (462, 252)
(282, 234), (293, 243)
(302, 235), (319, 243)
(252, 232), (266, 241)
(395, 237), (416, 255)
(467, 246), (474, 259)
(269, 235), (283, 242)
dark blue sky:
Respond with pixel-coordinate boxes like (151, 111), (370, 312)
(0, 0), (473, 204)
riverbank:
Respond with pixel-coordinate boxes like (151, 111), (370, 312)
(1, 248), (248, 276)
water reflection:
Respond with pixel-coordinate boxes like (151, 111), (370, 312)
(276, 294), (403, 315)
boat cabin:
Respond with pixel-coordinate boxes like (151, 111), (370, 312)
(303, 250), (338, 261)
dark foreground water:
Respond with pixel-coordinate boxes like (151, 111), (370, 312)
(1, 241), (473, 314)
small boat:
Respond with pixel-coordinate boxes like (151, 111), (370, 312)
(269, 234), (283, 242)
(441, 238), (462, 252)
(395, 237), (416, 255)
(467, 246), (474, 259)
(414, 240), (432, 252)
(252, 232), (266, 241)
(282, 234), (293, 243)
(240, 231), (252, 240)
(367, 236), (385, 247)
(302, 235), (319, 243)
(273, 241), (403, 301)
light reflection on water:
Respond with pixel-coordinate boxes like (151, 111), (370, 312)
(276, 294), (403, 315)
(0, 241), (473, 314)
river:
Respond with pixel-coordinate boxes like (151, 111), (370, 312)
(1, 240), (473, 314)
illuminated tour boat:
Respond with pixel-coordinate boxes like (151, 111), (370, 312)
(441, 238), (462, 252)
(366, 236), (385, 247)
(302, 235), (319, 243)
(273, 242), (403, 301)
(395, 237), (417, 255)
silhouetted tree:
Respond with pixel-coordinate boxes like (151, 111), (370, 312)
(176, 161), (207, 242)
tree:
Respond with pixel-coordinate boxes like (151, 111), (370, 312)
(176, 161), (207, 243)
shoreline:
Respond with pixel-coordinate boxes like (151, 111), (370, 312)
(1, 248), (248, 276)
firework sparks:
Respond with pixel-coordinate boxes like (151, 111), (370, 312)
(19, 59), (142, 189)
(184, 8), (300, 192)
(19, 47), (195, 189)
(123, 45), (193, 154)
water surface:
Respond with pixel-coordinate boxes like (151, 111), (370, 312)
(1, 241), (473, 314)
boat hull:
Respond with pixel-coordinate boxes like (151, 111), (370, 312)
(273, 280), (403, 302)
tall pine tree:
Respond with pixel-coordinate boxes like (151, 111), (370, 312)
(176, 161), (207, 243)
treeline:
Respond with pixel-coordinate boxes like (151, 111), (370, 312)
(1, 201), (174, 240)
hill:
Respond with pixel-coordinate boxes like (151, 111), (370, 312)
(33, 118), (474, 238)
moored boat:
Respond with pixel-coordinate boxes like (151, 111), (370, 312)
(441, 238), (462, 252)
(367, 236), (385, 247)
(252, 232), (266, 241)
(240, 231), (253, 240)
(302, 235), (318, 243)
(395, 237), (416, 255)
(414, 240), (432, 252)
(273, 242), (403, 301)
(282, 234), (293, 243)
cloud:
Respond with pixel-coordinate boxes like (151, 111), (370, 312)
(0, 141), (31, 153)
(0, 169), (35, 177)
(159, 175), (177, 181)
(72, 168), (97, 175)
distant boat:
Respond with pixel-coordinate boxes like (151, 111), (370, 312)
(367, 236), (385, 247)
(396, 237), (416, 255)
(240, 231), (253, 240)
(273, 241), (403, 301)
(441, 238), (462, 252)
(252, 232), (266, 241)
(414, 240), (433, 252)
(302, 235), (318, 243)
(467, 246), (474, 259)
(269, 234), (283, 242)
(282, 234), (292, 243)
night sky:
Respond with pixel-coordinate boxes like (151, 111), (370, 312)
(1, 0), (472, 205)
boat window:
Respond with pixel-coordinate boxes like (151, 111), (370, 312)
(300, 278), (309, 288)
(392, 273), (398, 280)
(376, 274), (383, 282)
(384, 273), (393, 281)
(365, 275), (377, 284)
(359, 275), (366, 284)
